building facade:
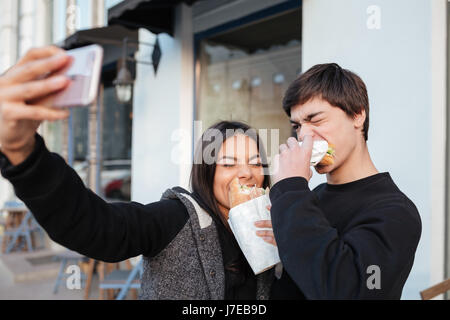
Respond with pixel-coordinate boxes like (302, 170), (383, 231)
(124, 0), (449, 299)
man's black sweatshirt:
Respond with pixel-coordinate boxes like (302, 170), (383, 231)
(269, 174), (422, 300)
(0, 134), (421, 300)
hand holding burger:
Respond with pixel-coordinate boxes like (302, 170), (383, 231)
(271, 136), (336, 185)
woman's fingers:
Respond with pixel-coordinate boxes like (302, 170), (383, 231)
(2, 102), (70, 122)
(255, 219), (277, 246)
(254, 220), (272, 228)
(15, 46), (66, 67)
(4, 53), (72, 84)
(0, 75), (70, 102)
(255, 229), (277, 247)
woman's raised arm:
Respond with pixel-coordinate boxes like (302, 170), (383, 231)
(0, 47), (188, 261)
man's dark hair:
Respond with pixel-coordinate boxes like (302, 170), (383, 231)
(282, 63), (369, 141)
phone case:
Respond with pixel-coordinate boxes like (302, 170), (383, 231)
(52, 44), (104, 108)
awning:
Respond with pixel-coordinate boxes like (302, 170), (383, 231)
(58, 25), (139, 65)
(206, 8), (301, 53)
(108, 0), (199, 35)
(59, 25), (138, 50)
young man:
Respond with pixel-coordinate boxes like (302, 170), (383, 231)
(256, 63), (422, 299)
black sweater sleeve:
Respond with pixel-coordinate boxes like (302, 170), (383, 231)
(269, 177), (421, 300)
(0, 134), (189, 262)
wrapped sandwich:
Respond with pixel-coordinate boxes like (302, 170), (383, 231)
(228, 177), (269, 208)
(227, 177), (280, 275)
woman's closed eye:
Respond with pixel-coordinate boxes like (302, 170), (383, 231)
(220, 163), (262, 168)
(249, 162), (262, 167)
(221, 163), (235, 167)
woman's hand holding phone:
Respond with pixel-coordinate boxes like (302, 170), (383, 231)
(0, 46), (72, 165)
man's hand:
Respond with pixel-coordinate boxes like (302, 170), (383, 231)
(271, 135), (314, 185)
(0, 46), (72, 165)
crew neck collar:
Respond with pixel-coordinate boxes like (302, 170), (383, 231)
(324, 172), (391, 192)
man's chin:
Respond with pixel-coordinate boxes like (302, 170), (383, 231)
(314, 163), (333, 174)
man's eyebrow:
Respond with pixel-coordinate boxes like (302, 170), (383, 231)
(303, 111), (324, 121)
(291, 112), (324, 124)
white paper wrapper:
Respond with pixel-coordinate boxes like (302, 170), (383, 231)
(228, 194), (280, 275)
(298, 140), (328, 166)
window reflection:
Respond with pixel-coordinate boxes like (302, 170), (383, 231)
(196, 9), (301, 161)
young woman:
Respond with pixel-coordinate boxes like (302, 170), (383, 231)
(0, 46), (276, 299)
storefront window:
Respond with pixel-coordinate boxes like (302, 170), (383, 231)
(68, 86), (132, 201)
(102, 86), (133, 161)
(73, 107), (89, 161)
(196, 9), (301, 159)
(100, 86), (133, 201)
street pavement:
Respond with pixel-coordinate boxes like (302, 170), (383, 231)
(0, 250), (100, 300)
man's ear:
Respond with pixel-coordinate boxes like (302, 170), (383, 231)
(353, 109), (366, 129)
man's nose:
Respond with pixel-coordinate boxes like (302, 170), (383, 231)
(297, 124), (315, 141)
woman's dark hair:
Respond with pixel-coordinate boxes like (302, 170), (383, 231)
(189, 120), (271, 276)
(190, 120), (271, 227)
(283, 63), (370, 141)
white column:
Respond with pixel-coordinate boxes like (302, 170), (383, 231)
(131, 5), (195, 203)
(0, 0), (19, 207)
(430, 0), (447, 298)
(92, 0), (106, 27)
(18, 0), (35, 57)
(0, 0), (19, 73)
(175, 4), (194, 190)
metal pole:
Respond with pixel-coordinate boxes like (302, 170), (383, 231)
(68, 111), (74, 166)
(63, 0), (77, 163)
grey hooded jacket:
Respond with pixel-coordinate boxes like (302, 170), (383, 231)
(139, 187), (274, 300)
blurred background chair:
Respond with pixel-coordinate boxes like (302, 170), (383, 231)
(98, 257), (143, 300)
(420, 278), (450, 300)
(1, 201), (45, 254)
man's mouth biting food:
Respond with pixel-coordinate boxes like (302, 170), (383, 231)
(298, 140), (336, 166)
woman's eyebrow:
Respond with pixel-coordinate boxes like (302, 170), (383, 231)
(218, 156), (237, 161)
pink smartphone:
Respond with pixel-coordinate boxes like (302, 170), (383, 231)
(52, 44), (104, 108)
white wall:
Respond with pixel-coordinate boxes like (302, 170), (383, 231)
(131, 5), (194, 204)
(303, 0), (446, 299)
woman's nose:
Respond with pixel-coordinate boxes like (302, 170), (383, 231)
(237, 164), (252, 179)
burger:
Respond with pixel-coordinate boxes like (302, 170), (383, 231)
(319, 143), (336, 166)
(298, 140), (336, 166)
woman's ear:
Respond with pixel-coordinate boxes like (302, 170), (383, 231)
(353, 109), (366, 129)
